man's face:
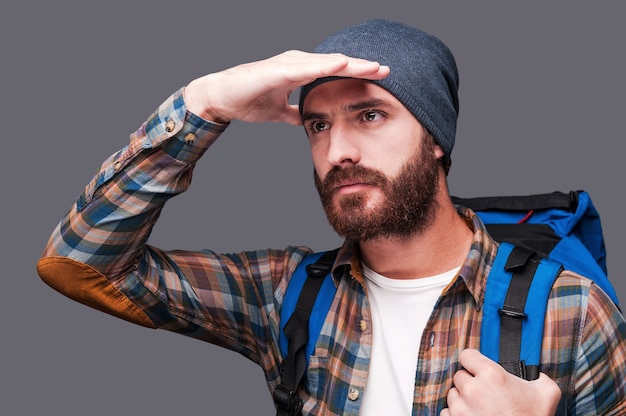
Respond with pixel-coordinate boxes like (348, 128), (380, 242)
(302, 79), (443, 241)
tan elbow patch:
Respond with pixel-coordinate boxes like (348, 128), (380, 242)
(37, 256), (156, 329)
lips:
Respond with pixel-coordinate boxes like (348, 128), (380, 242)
(334, 180), (373, 193)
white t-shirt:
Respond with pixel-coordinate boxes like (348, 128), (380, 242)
(359, 263), (459, 415)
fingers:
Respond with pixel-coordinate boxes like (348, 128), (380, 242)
(444, 385), (469, 416)
(446, 385), (461, 403)
(272, 50), (390, 86)
(457, 348), (497, 376)
(454, 349), (518, 394)
(315, 53), (390, 80)
(451, 368), (474, 391)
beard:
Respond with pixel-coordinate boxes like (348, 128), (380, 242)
(314, 137), (440, 242)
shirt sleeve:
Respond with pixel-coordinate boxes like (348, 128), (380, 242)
(571, 282), (626, 415)
(541, 271), (626, 414)
(36, 88), (311, 367)
(574, 285), (626, 415)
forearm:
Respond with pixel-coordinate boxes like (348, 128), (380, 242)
(40, 88), (226, 277)
(36, 88), (227, 327)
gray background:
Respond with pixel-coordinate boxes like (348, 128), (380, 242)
(2, 1), (624, 414)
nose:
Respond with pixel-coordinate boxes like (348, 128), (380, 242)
(326, 123), (361, 167)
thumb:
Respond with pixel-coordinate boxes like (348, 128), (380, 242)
(281, 104), (303, 126)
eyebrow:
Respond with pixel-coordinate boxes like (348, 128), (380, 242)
(302, 98), (390, 121)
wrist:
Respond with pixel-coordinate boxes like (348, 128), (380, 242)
(183, 76), (231, 124)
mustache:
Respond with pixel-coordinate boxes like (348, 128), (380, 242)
(319, 165), (389, 192)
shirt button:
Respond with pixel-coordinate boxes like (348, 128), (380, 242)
(165, 120), (176, 133)
(347, 387), (360, 401)
(359, 320), (367, 332)
(113, 160), (122, 171)
(184, 133), (196, 144)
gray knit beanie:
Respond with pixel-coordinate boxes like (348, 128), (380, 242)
(299, 19), (459, 169)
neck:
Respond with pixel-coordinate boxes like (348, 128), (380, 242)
(358, 195), (473, 280)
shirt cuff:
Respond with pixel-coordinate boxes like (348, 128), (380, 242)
(76, 88), (228, 211)
(143, 87), (229, 163)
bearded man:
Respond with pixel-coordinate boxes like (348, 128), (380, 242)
(37, 19), (626, 415)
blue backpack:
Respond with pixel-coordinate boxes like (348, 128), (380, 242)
(273, 190), (618, 416)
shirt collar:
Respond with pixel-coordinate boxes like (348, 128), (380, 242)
(329, 207), (498, 308)
(455, 206), (499, 309)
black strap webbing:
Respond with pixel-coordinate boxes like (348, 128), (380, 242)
(498, 245), (540, 380)
(274, 249), (338, 416)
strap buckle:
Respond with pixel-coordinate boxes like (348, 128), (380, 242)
(498, 306), (527, 320)
(273, 385), (303, 416)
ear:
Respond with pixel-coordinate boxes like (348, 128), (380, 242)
(434, 144), (445, 160)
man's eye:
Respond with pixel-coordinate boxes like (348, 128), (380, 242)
(362, 111), (381, 122)
(311, 121), (330, 132)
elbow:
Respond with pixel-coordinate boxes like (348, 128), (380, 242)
(37, 255), (156, 329)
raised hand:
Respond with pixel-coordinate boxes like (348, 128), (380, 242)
(183, 50), (389, 125)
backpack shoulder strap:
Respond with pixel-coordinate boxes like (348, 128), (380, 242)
(275, 249), (339, 416)
(480, 242), (563, 380)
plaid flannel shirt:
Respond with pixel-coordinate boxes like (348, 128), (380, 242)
(38, 88), (626, 415)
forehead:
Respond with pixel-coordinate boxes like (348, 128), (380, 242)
(301, 79), (406, 116)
